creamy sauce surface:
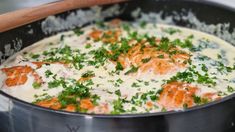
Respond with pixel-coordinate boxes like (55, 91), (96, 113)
(1, 20), (235, 114)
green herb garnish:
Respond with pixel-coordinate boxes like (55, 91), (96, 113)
(141, 57), (151, 63)
(73, 28), (84, 36)
(45, 70), (53, 78)
(32, 82), (41, 89)
(125, 65), (139, 75)
(163, 27), (181, 35)
(81, 71), (95, 78)
(116, 62), (124, 71)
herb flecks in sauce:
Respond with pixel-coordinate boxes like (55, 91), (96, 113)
(1, 19), (235, 114)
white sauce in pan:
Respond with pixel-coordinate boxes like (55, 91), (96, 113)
(1, 20), (235, 114)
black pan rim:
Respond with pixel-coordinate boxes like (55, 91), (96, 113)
(1, 0), (235, 118)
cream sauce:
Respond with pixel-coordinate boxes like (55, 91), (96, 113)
(1, 21), (235, 114)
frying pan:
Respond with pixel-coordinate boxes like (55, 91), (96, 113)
(0, 0), (235, 132)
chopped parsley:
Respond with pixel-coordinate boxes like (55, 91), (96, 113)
(89, 47), (109, 66)
(58, 82), (90, 107)
(85, 44), (92, 49)
(157, 54), (164, 58)
(167, 66), (216, 86)
(157, 37), (173, 52)
(125, 65), (139, 75)
(163, 27), (181, 35)
(141, 57), (151, 63)
(96, 21), (106, 28)
(122, 23), (130, 32)
(227, 86), (234, 93)
(31, 54), (40, 59)
(48, 79), (63, 88)
(91, 94), (100, 105)
(45, 70), (53, 78)
(115, 62), (124, 71)
(140, 21), (147, 28)
(32, 82), (41, 89)
(81, 71), (95, 78)
(201, 64), (208, 72)
(172, 37), (193, 50)
(115, 90), (121, 96)
(183, 103), (188, 109)
(217, 62), (235, 73)
(111, 98), (125, 114)
(217, 54), (222, 59)
(131, 82), (140, 88)
(73, 28), (84, 36)
(193, 95), (208, 105)
(116, 78), (124, 84)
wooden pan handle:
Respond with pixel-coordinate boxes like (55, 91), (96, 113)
(0, 0), (128, 32)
